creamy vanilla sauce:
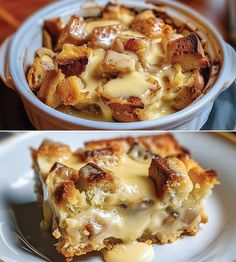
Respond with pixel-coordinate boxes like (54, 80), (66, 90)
(81, 49), (105, 100)
(109, 156), (156, 199)
(145, 43), (164, 65)
(122, 30), (145, 37)
(103, 72), (153, 99)
(57, 104), (113, 122)
(103, 242), (154, 262)
(66, 154), (155, 199)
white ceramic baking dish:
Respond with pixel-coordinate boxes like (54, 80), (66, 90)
(0, 0), (236, 130)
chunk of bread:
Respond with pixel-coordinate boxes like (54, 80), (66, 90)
(166, 33), (209, 70)
(31, 139), (72, 179)
(89, 24), (123, 49)
(101, 50), (136, 78)
(27, 53), (55, 91)
(76, 147), (120, 167)
(78, 163), (116, 192)
(57, 76), (89, 106)
(43, 17), (63, 50)
(55, 16), (88, 51)
(102, 2), (135, 26)
(37, 70), (64, 108)
(131, 10), (164, 38)
(149, 156), (193, 206)
(97, 84), (144, 122)
(169, 69), (205, 110)
(44, 17), (63, 39)
(111, 34), (149, 59)
(56, 45), (92, 77)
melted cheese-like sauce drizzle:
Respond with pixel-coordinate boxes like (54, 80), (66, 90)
(103, 72), (153, 99)
(103, 242), (154, 262)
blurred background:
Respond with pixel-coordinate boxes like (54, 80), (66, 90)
(0, 0), (235, 130)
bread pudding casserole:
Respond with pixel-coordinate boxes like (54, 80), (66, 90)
(31, 134), (219, 261)
(26, 1), (219, 122)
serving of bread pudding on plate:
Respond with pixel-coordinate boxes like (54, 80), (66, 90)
(27, 1), (218, 123)
(31, 134), (218, 261)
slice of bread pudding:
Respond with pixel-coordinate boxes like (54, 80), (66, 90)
(31, 134), (218, 261)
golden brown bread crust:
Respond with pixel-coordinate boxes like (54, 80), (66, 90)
(166, 33), (210, 70)
(57, 76), (89, 106)
(44, 17), (63, 39)
(169, 69), (205, 110)
(37, 70), (64, 108)
(111, 34), (149, 59)
(149, 157), (183, 200)
(56, 46), (92, 77)
(84, 134), (187, 158)
(102, 2), (136, 25)
(109, 97), (144, 122)
(43, 17), (63, 50)
(77, 147), (115, 162)
(78, 162), (116, 192)
(89, 24), (123, 50)
(100, 50), (136, 78)
(131, 10), (164, 38)
(37, 139), (72, 158)
(55, 16), (88, 51)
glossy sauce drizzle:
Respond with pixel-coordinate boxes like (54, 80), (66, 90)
(103, 242), (154, 262)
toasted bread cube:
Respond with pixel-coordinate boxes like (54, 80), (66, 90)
(138, 134), (188, 157)
(31, 139), (72, 178)
(170, 69), (204, 110)
(76, 147), (119, 167)
(48, 163), (80, 205)
(56, 45), (92, 77)
(89, 24), (123, 49)
(44, 17), (63, 39)
(177, 154), (219, 200)
(84, 137), (136, 157)
(131, 10), (164, 38)
(76, 162), (124, 208)
(106, 97), (144, 122)
(78, 163), (114, 192)
(28, 57), (47, 91)
(43, 18), (63, 50)
(102, 3), (135, 26)
(97, 81), (144, 122)
(27, 52), (55, 91)
(149, 156), (193, 206)
(36, 47), (56, 59)
(101, 50), (136, 78)
(43, 28), (53, 50)
(109, 97), (144, 122)
(166, 33), (209, 70)
(55, 16), (88, 51)
(111, 34), (149, 57)
(37, 70), (64, 108)
(58, 76), (89, 106)
(46, 163), (89, 212)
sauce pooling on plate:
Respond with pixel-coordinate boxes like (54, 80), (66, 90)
(103, 242), (154, 262)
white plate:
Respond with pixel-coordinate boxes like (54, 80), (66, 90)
(0, 132), (236, 262)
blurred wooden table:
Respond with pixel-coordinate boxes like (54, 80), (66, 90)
(0, 0), (230, 130)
